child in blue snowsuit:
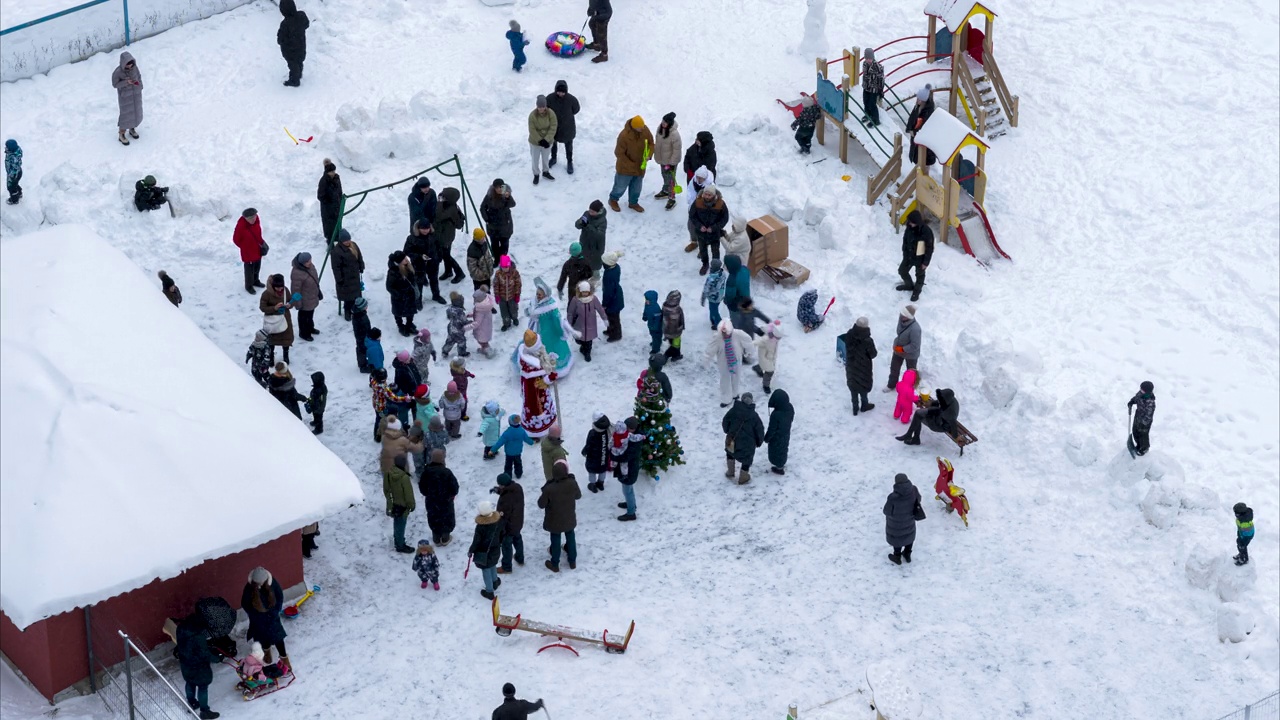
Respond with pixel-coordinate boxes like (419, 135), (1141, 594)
(4, 139), (22, 205)
(1234, 502), (1254, 566)
(490, 414), (535, 478)
(701, 259), (727, 330)
(506, 21), (530, 72)
(642, 289), (662, 354)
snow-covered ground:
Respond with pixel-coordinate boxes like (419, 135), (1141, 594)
(1, 0), (1277, 717)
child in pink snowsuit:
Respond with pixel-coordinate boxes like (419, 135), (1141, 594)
(240, 642), (266, 681)
(470, 288), (496, 357)
(893, 368), (919, 424)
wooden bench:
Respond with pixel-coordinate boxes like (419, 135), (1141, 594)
(947, 421), (979, 456)
(491, 597), (634, 656)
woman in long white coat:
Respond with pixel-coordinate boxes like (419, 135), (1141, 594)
(705, 319), (756, 407)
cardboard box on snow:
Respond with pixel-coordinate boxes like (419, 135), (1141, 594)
(770, 258), (810, 287)
(746, 215), (789, 272)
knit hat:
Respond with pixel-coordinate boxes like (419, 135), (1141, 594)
(429, 415), (444, 430)
(430, 448), (446, 463)
(718, 319), (734, 336)
(354, 297), (368, 311)
(509, 20), (521, 32)
(625, 417), (639, 431)
(297, 251), (312, 264)
(916, 86), (931, 103)
(414, 176), (431, 189)
(592, 412), (611, 429)
(548, 424), (562, 439)
(324, 159), (336, 172)
(478, 500), (496, 516)
(4, 139), (17, 152)
(1140, 380), (1154, 393)
(709, 258), (722, 272)
(274, 361), (289, 375)
(901, 304), (916, 319)
(864, 48), (875, 61)
(509, 414), (521, 426)
(249, 567), (271, 585)
(895, 472), (909, 482)
(249, 641), (264, 661)
(385, 416), (402, 431)
(408, 424), (424, 442)
(141, 175), (156, 187)
(396, 350), (410, 363)
(473, 227), (487, 241)
(536, 94), (547, 108)
(339, 229), (352, 242)
(417, 539), (432, 548)
(662, 111), (677, 126)
(800, 95), (816, 108)
(492, 178), (505, 189)
(740, 392), (755, 406)
(766, 320), (783, 338)
(569, 242), (582, 257)
(696, 130), (714, 144)
(499, 255), (512, 268)
(576, 280), (591, 294)
(855, 316), (869, 328)
(254, 330), (267, 343)
(602, 249), (623, 267)
(473, 289), (488, 302)
(415, 384), (429, 398)
(242, 207), (257, 218)
(497, 473), (513, 486)
(589, 199), (605, 212)
(271, 274), (285, 288)
(447, 381), (458, 394)
(503, 683), (517, 697)
(630, 116), (645, 130)
(555, 79), (568, 92)
(417, 327), (431, 341)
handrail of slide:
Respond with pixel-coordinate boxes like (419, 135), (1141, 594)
(883, 53), (953, 79)
(874, 35), (927, 52)
(972, 199), (1010, 260)
(887, 67), (951, 93)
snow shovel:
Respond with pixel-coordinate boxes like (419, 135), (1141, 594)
(1126, 407), (1137, 459)
(283, 584), (321, 619)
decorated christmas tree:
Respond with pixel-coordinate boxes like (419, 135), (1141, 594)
(634, 370), (685, 478)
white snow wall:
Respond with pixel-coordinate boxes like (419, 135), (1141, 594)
(1, 0), (255, 83)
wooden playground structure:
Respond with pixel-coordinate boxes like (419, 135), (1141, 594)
(791, 0), (1016, 262)
(490, 596), (635, 656)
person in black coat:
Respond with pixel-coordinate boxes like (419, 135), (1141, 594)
(906, 87), (937, 166)
(175, 613), (221, 719)
(267, 363), (308, 419)
(883, 473), (923, 564)
(306, 371), (326, 435)
(682, 131), (717, 181)
(330, 229), (365, 320)
(898, 388), (959, 445)
(898, 210), (934, 301)
(492, 683), (544, 720)
(764, 389), (794, 475)
(546, 80), (580, 173)
(722, 392), (765, 485)
(468, 501), (504, 599)
(420, 448), (459, 545)
(842, 317), (878, 415)
(585, 0), (612, 62)
(408, 177), (437, 233)
(405, 220), (444, 306)
(134, 175), (168, 211)
(317, 159), (342, 242)
(479, 180), (516, 261)
(646, 353), (673, 402)
(351, 297), (372, 372)
(241, 567), (287, 662)
(277, 0), (309, 87)
(386, 251), (418, 335)
(392, 352), (422, 398)
(493, 473), (525, 572)
(581, 413), (611, 493)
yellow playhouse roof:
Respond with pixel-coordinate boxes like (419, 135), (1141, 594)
(924, 0), (996, 30)
(914, 110), (989, 165)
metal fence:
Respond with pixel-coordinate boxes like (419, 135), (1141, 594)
(86, 603), (199, 720)
(1217, 691), (1280, 720)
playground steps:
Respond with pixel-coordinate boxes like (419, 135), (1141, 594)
(972, 74), (1008, 138)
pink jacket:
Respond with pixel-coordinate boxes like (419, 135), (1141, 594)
(240, 654), (266, 679)
(471, 293), (496, 344)
(893, 369), (919, 424)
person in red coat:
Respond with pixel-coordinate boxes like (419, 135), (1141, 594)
(234, 207), (266, 294)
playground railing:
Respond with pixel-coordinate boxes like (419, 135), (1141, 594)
(0, 0), (254, 83)
(979, 41), (1019, 128)
(952, 59), (988, 136)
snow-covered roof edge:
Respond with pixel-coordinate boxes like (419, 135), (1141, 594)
(924, 0), (996, 30)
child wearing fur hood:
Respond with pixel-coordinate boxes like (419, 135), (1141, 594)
(752, 320), (783, 394)
(413, 540), (441, 590)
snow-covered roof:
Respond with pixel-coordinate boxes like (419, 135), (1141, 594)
(923, 0), (996, 30)
(0, 226), (364, 630)
(914, 109), (988, 165)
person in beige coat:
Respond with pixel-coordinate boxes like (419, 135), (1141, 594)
(259, 275), (297, 362)
(379, 416), (424, 474)
(721, 215), (750, 261)
(529, 95), (559, 185)
(652, 112), (682, 211)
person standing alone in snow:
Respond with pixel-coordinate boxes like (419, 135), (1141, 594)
(1127, 380), (1156, 456)
(317, 159), (342, 242)
(791, 96), (821, 154)
(4, 139), (21, 205)
(277, 0), (309, 87)
(898, 210), (933, 301)
(546, 80), (580, 174)
(764, 389), (793, 475)
(111, 52), (143, 146)
(842, 316), (878, 415)
(585, 0), (611, 63)
(860, 47), (885, 126)
(883, 473), (924, 565)
(1233, 502), (1254, 566)
(233, 208), (266, 295)
(529, 95), (558, 184)
(507, 21), (530, 72)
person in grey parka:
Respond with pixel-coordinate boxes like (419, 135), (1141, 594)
(883, 473), (923, 565)
(885, 304), (921, 392)
(111, 52), (144, 145)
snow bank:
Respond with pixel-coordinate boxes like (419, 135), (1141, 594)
(0, 226), (364, 630)
(0, 0), (255, 83)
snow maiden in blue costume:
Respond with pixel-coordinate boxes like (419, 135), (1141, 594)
(511, 277), (580, 377)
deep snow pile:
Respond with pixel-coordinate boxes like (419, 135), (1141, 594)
(0, 0), (1276, 717)
(0, 226), (364, 630)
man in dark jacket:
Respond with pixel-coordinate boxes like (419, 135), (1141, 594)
(331, 229), (365, 320)
(175, 614), (221, 719)
(492, 683), (544, 720)
(688, 186), (729, 275)
(480, 179), (516, 261)
(883, 473), (923, 564)
(682, 131), (717, 181)
(538, 461), (581, 571)
(1127, 380), (1156, 455)
(722, 392), (765, 485)
(277, 0), (309, 87)
(317, 159), (342, 242)
(134, 175), (168, 211)
(556, 242), (593, 297)
(493, 473), (525, 573)
(546, 80), (580, 173)
(906, 86), (937, 166)
(420, 448), (459, 545)
(404, 219), (437, 307)
(898, 388), (959, 445)
(842, 316), (878, 415)
(574, 201), (608, 275)
(408, 176), (437, 233)
(433, 187), (467, 284)
(898, 210), (934, 301)
(586, 0), (612, 63)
